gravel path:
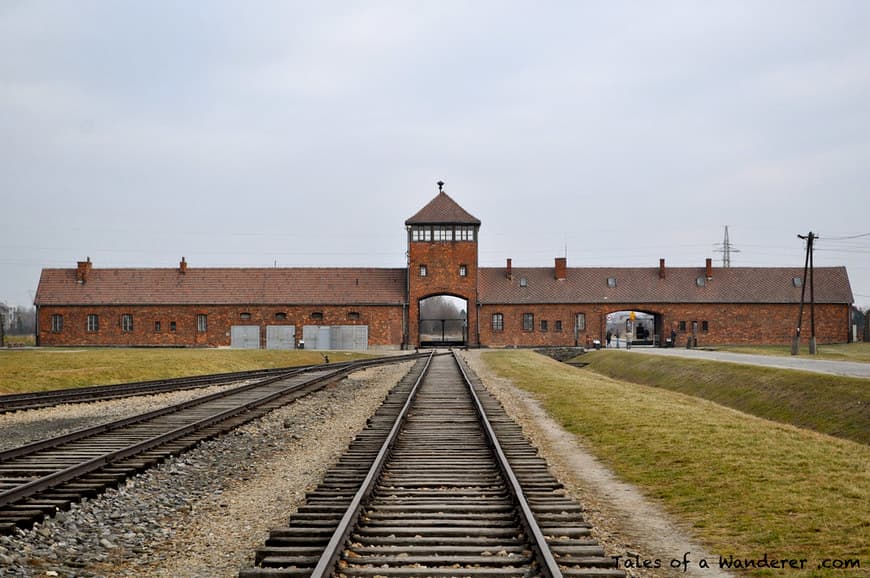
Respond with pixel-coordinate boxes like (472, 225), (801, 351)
(0, 362), (413, 578)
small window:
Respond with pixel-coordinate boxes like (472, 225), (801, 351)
(197, 314), (208, 332)
(702, 320), (709, 332)
(121, 314), (133, 333)
(554, 320), (562, 332)
(311, 312), (323, 320)
(459, 264), (467, 277)
(275, 312), (288, 321)
(519, 277), (528, 288)
(540, 320), (548, 332)
(793, 277), (802, 287)
(522, 313), (534, 332)
(87, 314), (99, 332)
(679, 321), (686, 332)
(51, 314), (63, 333)
(155, 321), (161, 332)
(696, 276), (706, 287)
(607, 277), (617, 288)
(575, 313), (586, 331)
(170, 321), (177, 332)
(419, 264), (428, 277)
(240, 312), (252, 320)
(492, 313), (504, 332)
(348, 312), (360, 320)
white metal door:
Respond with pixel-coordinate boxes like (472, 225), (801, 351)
(266, 325), (295, 350)
(231, 325), (260, 349)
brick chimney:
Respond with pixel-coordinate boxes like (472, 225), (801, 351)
(555, 257), (567, 281)
(659, 258), (666, 279)
(705, 258), (713, 280)
(75, 257), (92, 284)
(179, 256), (188, 274)
(506, 258), (512, 280)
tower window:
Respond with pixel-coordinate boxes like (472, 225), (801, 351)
(411, 226), (432, 241)
(419, 264), (428, 277)
(456, 226), (475, 241)
(459, 264), (467, 277)
(433, 226), (453, 241)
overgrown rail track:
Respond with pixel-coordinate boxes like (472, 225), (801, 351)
(0, 354), (426, 535)
(241, 352), (622, 577)
(0, 363), (359, 413)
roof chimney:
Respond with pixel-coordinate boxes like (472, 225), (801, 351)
(179, 256), (187, 274)
(705, 257), (713, 280)
(506, 258), (512, 280)
(659, 258), (666, 279)
(75, 257), (92, 284)
(555, 257), (567, 281)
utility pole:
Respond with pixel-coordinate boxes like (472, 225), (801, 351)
(791, 232), (817, 355)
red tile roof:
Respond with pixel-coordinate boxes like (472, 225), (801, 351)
(478, 266), (853, 304)
(35, 267), (407, 306)
(405, 191), (481, 225)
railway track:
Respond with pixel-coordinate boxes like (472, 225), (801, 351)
(0, 354), (424, 535)
(241, 352), (622, 577)
(0, 363), (362, 413)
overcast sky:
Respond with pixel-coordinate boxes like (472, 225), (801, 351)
(2, 1), (869, 310)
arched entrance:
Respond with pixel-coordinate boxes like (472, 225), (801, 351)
(605, 310), (662, 348)
(419, 295), (468, 347)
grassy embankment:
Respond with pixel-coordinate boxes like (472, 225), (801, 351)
(482, 350), (869, 577)
(580, 350), (869, 445)
(717, 342), (870, 363)
(0, 348), (372, 394)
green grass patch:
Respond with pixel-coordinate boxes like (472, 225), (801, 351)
(0, 348), (372, 394)
(482, 350), (870, 576)
(718, 342), (870, 363)
(578, 351), (870, 446)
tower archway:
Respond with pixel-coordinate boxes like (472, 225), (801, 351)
(418, 294), (468, 347)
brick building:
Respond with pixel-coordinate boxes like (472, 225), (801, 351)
(34, 189), (855, 349)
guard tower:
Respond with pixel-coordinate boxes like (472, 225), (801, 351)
(405, 182), (480, 347)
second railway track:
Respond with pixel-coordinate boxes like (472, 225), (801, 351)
(0, 354), (424, 535)
(241, 352), (623, 577)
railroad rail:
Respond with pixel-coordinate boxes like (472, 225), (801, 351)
(240, 351), (622, 577)
(0, 363), (363, 413)
(0, 354), (426, 535)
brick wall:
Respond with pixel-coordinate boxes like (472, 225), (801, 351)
(479, 302), (851, 347)
(37, 304), (404, 348)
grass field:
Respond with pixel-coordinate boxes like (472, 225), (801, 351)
(482, 350), (870, 577)
(0, 348), (372, 394)
(718, 341), (870, 363)
(578, 350), (870, 445)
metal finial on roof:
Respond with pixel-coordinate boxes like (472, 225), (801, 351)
(437, 180), (444, 193)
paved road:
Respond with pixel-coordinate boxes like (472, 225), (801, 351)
(621, 347), (870, 378)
